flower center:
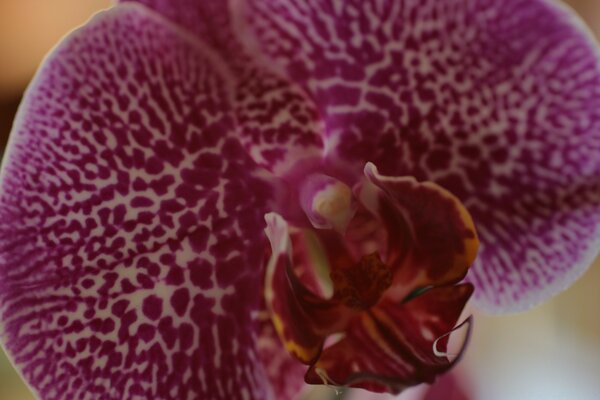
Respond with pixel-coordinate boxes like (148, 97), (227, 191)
(264, 164), (480, 394)
(330, 252), (393, 310)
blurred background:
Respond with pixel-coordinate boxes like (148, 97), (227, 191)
(0, 1), (599, 399)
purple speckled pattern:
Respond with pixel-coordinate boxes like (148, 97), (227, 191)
(2, 0), (600, 399)
(233, 69), (325, 175)
(116, 0), (326, 176)
(0, 6), (275, 400)
(234, 0), (600, 312)
(120, 0), (600, 312)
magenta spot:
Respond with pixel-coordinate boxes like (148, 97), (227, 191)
(158, 317), (177, 349)
(189, 260), (212, 289)
(131, 196), (154, 208)
(146, 262), (160, 277)
(188, 226), (210, 252)
(136, 256), (149, 268)
(149, 175), (175, 196)
(132, 177), (147, 191)
(123, 221), (136, 232)
(159, 253), (175, 265)
(121, 279), (136, 293)
(152, 225), (166, 238)
(138, 211), (154, 224)
(170, 288), (190, 317)
(65, 343), (75, 358)
(76, 338), (87, 352)
(67, 320), (84, 334)
(133, 148), (145, 168)
(78, 356), (94, 371)
(90, 318), (103, 332)
(175, 213), (196, 236)
(178, 323), (194, 348)
(137, 323), (156, 343)
(89, 337), (101, 353)
(113, 204), (127, 225)
(102, 318), (116, 334)
(111, 299), (129, 317)
(142, 295), (163, 321)
(161, 199), (185, 213)
(165, 266), (185, 285)
(137, 273), (155, 289)
(99, 341), (116, 356)
(107, 352), (123, 369)
(81, 278), (95, 289)
(119, 309), (138, 342)
(145, 156), (164, 174)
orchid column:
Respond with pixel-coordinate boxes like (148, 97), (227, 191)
(1, 1), (600, 399)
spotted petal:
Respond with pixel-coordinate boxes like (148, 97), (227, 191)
(0, 5), (276, 399)
(117, 0), (239, 59)
(236, 0), (600, 312)
(119, 0), (326, 178)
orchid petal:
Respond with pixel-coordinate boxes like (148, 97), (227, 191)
(0, 5), (274, 399)
(304, 284), (473, 394)
(119, 1), (325, 177)
(239, 0), (600, 312)
(233, 69), (325, 176)
(117, 0), (238, 58)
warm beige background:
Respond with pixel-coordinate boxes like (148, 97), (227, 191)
(0, 1), (599, 399)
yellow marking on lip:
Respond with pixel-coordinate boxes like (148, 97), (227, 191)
(426, 181), (480, 281)
(271, 313), (321, 364)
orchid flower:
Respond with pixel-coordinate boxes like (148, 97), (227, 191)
(1, 0), (600, 399)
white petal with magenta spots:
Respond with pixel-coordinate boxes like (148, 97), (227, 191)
(0, 5), (275, 399)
